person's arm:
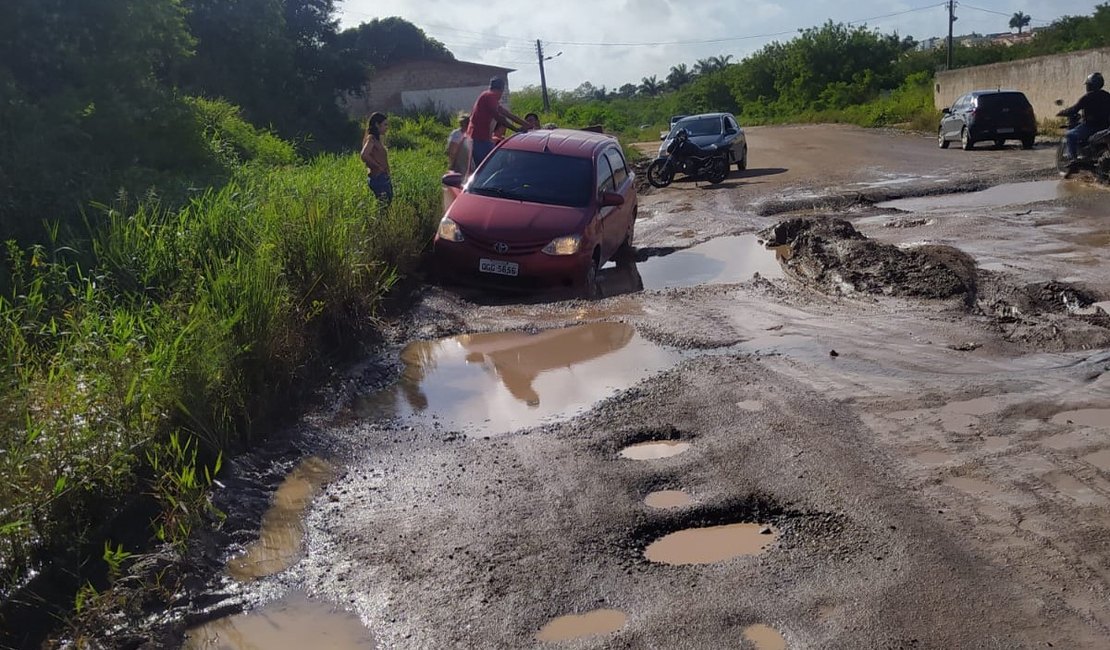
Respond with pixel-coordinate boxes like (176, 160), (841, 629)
(447, 132), (461, 159)
(495, 105), (528, 130)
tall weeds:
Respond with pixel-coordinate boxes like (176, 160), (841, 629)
(0, 116), (446, 597)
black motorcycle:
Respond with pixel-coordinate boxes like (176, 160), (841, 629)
(646, 130), (730, 188)
(1054, 100), (1110, 181)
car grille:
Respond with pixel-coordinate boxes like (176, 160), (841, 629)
(461, 228), (550, 256)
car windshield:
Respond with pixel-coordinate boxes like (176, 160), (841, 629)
(468, 149), (593, 207)
(978, 93), (1030, 109)
(672, 116), (722, 137)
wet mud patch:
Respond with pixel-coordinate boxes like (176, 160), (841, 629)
(974, 276), (1110, 351)
(760, 218), (975, 299)
(534, 608), (628, 642)
(644, 522), (778, 564)
(596, 424), (690, 457)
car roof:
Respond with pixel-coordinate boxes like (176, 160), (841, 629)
(678, 112), (730, 120)
(969, 89), (1027, 96)
(501, 128), (616, 158)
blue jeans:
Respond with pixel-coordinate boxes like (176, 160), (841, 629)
(471, 139), (494, 168)
(1066, 123), (1098, 160)
(368, 173), (393, 204)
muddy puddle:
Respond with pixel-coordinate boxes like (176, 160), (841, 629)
(184, 591), (375, 649)
(644, 490), (694, 508)
(228, 457), (333, 581)
(356, 323), (678, 434)
(743, 623), (788, 649)
(644, 523), (777, 565)
(1051, 409), (1110, 429)
(877, 180), (1066, 212)
(638, 235), (786, 290)
(535, 609), (628, 642)
(619, 440), (691, 460)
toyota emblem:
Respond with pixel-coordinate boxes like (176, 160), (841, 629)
(494, 242), (509, 254)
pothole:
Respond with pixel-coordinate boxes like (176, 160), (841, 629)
(644, 522), (777, 565)
(644, 490), (694, 509)
(743, 623), (788, 650)
(735, 400), (764, 411)
(534, 609), (627, 642)
(620, 440), (692, 460)
(637, 235), (786, 290)
(876, 180), (1063, 212)
(1051, 408), (1110, 429)
(183, 591), (375, 649)
(227, 457), (334, 581)
(355, 323), (679, 434)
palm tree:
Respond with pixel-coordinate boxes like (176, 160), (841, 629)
(694, 58), (714, 76)
(1009, 11), (1031, 34)
(709, 54), (734, 71)
(639, 75), (662, 96)
(666, 63), (693, 90)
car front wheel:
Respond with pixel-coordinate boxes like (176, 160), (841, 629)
(938, 129), (949, 149)
(736, 146), (747, 171)
(580, 253), (601, 300)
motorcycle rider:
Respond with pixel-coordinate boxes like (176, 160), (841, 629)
(1058, 72), (1110, 177)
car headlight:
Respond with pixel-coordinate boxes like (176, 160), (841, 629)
(542, 235), (581, 256)
(437, 217), (464, 242)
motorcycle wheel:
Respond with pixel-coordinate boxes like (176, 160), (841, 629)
(646, 160), (674, 188)
(1055, 140), (1071, 173)
(1097, 152), (1110, 182)
(705, 157), (729, 184)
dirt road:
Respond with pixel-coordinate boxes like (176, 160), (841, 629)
(186, 125), (1110, 649)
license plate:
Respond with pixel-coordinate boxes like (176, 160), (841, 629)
(479, 258), (519, 276)
(997, 127), (1014, 134)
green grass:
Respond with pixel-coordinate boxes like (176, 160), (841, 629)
(0, 115), (446, 601)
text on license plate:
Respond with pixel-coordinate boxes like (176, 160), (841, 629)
(479, 258), (519, 276)
(996, 127), (1014, 133)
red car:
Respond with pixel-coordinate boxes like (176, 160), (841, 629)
(433, 129), (637, 298)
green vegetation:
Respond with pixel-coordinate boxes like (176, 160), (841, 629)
(511, 5), (1110, 139)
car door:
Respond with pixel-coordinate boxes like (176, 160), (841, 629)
(595, 152), (619, 260)
(942, 95), (964, 139)
(724, 114), (744, 160)
(604, 147), (635, 248)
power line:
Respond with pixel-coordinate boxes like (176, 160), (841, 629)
(961, 3), (1052, 24)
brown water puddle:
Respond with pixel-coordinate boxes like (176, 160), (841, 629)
(227, 457), (333, 581)
(1082, 449), (1110, 472)
(946, 476), (1004, 497)
(535, 608), (627, 642)
(644, 490), (693, 509)
(1051, 409), (1110, 429)
(736, 400), (764, 411)
(877, 180), (1065, 212)
(644, 523), (777, 565)
(743, 623), (787, 650)
(619, 440), (691, 460)
(638, 235), (786, 290)
(184, 591), (375, 649)
(914, 451), (954, 465)
(356, 323), (678, 435)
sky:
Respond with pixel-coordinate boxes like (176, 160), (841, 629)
(338, 1), (1103, 91)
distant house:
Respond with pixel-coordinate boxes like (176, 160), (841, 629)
(342, 59), (516, 119)
(918, 28), (1041, 51)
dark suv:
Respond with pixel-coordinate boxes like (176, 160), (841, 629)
(938, 90), (1037, 150)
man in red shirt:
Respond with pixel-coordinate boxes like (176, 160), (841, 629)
(467, 77), (528, 168)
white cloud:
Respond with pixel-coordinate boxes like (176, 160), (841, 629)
(340, 0), (1102, 90)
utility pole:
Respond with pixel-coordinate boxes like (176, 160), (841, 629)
(946, 0), (957, 70)
(536, 39), (550, 112)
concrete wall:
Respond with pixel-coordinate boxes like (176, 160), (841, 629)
(342, 60), (514, 119)
(935, 47), (1110, 122)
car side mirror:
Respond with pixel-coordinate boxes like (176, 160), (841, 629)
(441, 172), (463, 188)
(599, 191), (624, 207)
(941, 108), (951, 115)
(724, 127), (737, 135)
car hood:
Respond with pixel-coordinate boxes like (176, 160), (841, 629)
(658, 133), (730, 156)
(446, 192), (589, 240)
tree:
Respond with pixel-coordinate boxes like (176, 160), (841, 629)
(694, 58), (715, 75)
(617, 83), (639, 99)
(709, 54), (734, 71)
(1009, 11), (1031, 34)
(666, 63), (694, 90)
(639, 75), (662, 96)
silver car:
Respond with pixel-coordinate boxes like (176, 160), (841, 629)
(659, 112), (748, 171)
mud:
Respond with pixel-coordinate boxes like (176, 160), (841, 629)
(183, 591), (375, 649)
(743, 623), (788, 650)
(643, 523), (777, 564)
(534, 608), (628, 642)
(636, 234), (786, 289)
(643, 490), (694, 509)
(619, 440), (692, 460)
